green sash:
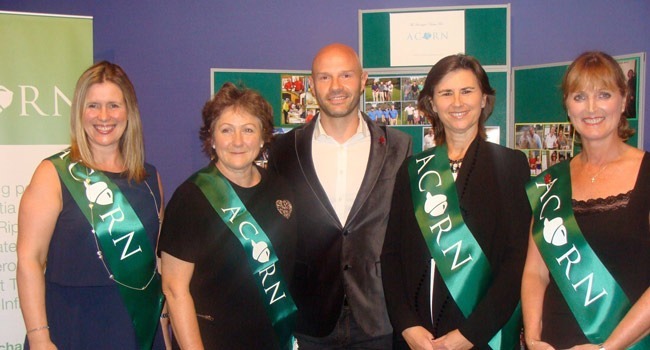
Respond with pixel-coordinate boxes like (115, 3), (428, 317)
(526, 161), (650, 348)
(49, 150), (163, 350)
(408, 144), (521, 350)
(190, 165), (297, 350)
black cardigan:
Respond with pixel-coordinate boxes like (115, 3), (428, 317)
(381, 137), (532, 349)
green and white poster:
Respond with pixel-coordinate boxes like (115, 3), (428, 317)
(0, 11), (92, 345)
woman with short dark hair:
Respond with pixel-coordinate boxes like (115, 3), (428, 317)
(159, 82), (297, 349)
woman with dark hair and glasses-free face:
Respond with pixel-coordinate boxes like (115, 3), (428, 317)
(159, 82), (297, 349)
(382, 54), (531, 349)
(522, 51), (650, 350)
(17, 61), (168, 349)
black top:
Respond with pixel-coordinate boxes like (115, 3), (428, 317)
(158, 166), (297, 349)
(382, 137), (532, 349)
(541, 152), (650, 348)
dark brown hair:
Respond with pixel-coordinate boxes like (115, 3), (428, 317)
(418, 54), (496, 145)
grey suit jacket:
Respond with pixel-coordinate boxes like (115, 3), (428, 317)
(268, 113), (412, 338)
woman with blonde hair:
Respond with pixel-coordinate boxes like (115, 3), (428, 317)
(17, 61), (167, 349)
(523, 51), (650, 349)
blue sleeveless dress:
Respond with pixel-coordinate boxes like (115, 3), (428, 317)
(25, 162), (165, 349)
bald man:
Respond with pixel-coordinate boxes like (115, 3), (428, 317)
(269, 43), (412, 348)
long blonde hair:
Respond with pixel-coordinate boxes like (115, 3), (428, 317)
(69, 61), (146, 182)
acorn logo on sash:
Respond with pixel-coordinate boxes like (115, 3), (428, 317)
(85, 180), (114, 205)
(543, 217), (568, 246)
(251, 240), (271, 263)
(424, 193), (448, 217)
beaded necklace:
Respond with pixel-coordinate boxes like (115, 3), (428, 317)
(86, 173), (160, 291)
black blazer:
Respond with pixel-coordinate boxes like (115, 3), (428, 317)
(268, 113), (412, 338)
(381, 137), (531, 349)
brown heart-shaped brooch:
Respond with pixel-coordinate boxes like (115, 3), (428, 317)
(276, 199), (292, 219)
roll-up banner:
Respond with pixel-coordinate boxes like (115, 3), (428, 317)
(0, 11), (92, 345)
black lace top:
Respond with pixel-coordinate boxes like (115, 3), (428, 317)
(572, 190), (632, 214)
(542, 152), (650, 348)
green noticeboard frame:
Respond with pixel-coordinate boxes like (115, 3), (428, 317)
(513, 53), (645, 148)
(211, 69), (309, 127)
(211, 5), (512, 150)
(358, 4), (511, 149)
(211, 68), (509, 150)
(359, 5), (509, 69)
(365, 70), (508, 150)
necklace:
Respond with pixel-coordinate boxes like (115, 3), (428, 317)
(449, 158), (464, 174)
(87, 176), (161, 290)
(590, 163), (609, 183)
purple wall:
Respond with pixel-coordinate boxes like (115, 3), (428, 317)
(2, 0), (649, 196)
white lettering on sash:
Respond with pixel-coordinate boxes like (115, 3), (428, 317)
(535, 178), (608, 307)
(99, 207), (125, 234)
(112, 231), (143, 260)
(416, 154), (440, 192)
(418, 170), (441, 192)
(224, 205), (287, 306)
(99, 207), (143, 260)
(442, 240), (473, 270)
(430, 215), (452, 245)
(239, 221), (259, 240)
(536, 178), (557, 203)
(415, 153), (472, 271)
(67, 161), (85, 182)
(259, 264), (287, 304)
(264, 281), (287, 304)
(556, 244), (581, 278)
(539, 195), (561, 221)
(416, 154), (436, 174)
(572, 273), (608, 306)
(221, 207), (259, 240)
(222, 207), (241, 223)
(58, 149), (71, 160)
(62, 158), (144, 261)
(259, 263), (277, 286)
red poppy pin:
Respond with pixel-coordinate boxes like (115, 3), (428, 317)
(379, 136), (386, 145)
(544, 173), (551, 184)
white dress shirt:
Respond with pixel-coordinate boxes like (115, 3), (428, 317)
(312, 113), (371, 225)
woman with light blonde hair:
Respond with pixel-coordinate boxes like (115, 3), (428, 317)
(17, 61), (168, 349)
(522, 51), (650, 350)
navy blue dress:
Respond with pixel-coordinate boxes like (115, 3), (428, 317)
(26, 162), (165, 349)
